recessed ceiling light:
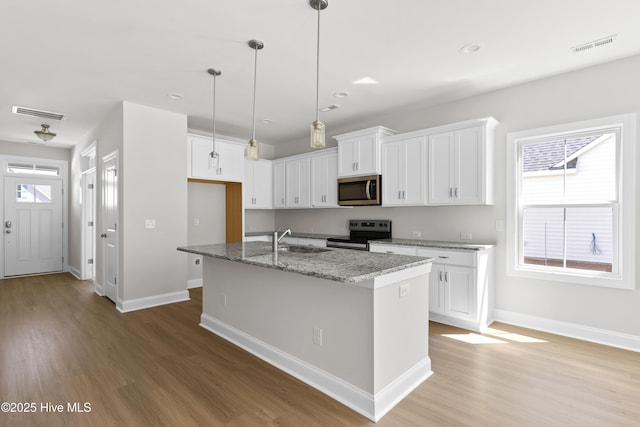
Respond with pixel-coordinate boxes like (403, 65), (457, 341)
(320, 104), (341, 112)
(260, 119), (273, 124)
(333, 91), (349, 98)
(460, 43), (483, 54)
(352, 77), (379, 85)
(167, 92), (184, 100)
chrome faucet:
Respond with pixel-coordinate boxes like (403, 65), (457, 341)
(272, 228), (292, 252)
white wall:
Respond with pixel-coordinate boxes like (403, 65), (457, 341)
(121, 102), (188, 301)
(271, 53), (640, 343)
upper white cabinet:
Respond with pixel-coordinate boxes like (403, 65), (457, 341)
(381, 134), (426, 206)
(427, 118), (498, 205)
(311, 148), (338, 207)
(188, 134), (244, 182)
(244, 159), (272, 209)
(272, 160), (287, 208)
(335, 126), (396, 177)
(285, 157), (311, 208)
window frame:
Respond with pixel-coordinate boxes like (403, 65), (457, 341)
(506, 113), (636, 289)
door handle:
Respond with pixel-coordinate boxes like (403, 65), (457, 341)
(100, 233), (107, 238)
(5, 230), (10, 234)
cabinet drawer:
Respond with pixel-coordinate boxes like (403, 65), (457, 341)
(370, 244), (417, 255)
(416, 248), (475, 266)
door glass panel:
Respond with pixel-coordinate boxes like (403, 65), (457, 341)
(35, 185), (52, 203)
(15, 184), (52, 203)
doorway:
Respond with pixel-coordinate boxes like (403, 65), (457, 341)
(101, 151), (118, 303)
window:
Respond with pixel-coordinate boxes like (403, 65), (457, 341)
(16, 184), (53, 203)
(507, 114), (635, 289)
(7, 162), (60, 176)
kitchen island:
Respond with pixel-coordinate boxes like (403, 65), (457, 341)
(177, 242), (433, 421)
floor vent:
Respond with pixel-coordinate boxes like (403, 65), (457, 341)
(571, 35), (617, 54)
(12, 105), (65, 121)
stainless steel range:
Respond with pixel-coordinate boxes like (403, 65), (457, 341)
(326, 219), (392, 251)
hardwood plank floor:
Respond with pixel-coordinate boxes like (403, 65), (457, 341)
(1, 273), (639, 426)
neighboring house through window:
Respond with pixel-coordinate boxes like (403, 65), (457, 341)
(507, 114), (636, 289)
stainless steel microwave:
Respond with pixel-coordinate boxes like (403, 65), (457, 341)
(337, 174), (382, 206)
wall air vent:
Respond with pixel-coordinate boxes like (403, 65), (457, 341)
(12, 105), (65, 121)
(320, 104), (341, 112)
(571, 34), (617, 54)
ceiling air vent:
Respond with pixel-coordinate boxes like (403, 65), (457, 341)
(12, 105), (65, 121)
(571, 34), (617, 54)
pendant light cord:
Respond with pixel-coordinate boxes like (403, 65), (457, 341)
(315, 2), (321, 122)
(212, 72), (217, 156)
(251, 44), (258, 140)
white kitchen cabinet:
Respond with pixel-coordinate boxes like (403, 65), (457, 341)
(369, 243), (494, 332)
(285, 157), (311, 208)
(272, 160), (286, 208)
(188, 134), (244, 182)
(311, 149), (338, 207)
(335, 126), (396, 177)
(244, 159), (272, 209)
(381, 135), (426, 206)
(427, 118), (497, 205)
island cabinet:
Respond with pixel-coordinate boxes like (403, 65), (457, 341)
(335, 126), (396, 177)
(188, 134), (244, 182)
(244, 159), (272, 209)
(310, 148), (338, 207)
(381, 134), (427, 206)
(369, 243), (494, 332)
(427, 117), (498, 205)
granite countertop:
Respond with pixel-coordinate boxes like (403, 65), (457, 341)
(245, 231), (349, 240)
(178, 242), (431, 283)
(371, 238), (495, 251)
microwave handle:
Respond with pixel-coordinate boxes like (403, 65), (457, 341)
(365, 180), (373, 200)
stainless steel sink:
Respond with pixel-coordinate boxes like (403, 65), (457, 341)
(278, 245), (331, 254)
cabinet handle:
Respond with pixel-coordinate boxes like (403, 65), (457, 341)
(402, 190), (406, 199)
(398, 190), (402, 199)
(449, 187), (453, 197)
(455, 187), (459, 198)
(439, 271), (443, 282)
(438, 256), (449, 259)
(445, 272), (449, 283)
(356, 162), (359, 170)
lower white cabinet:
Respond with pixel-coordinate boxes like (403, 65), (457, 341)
(369, 243), (494, 332)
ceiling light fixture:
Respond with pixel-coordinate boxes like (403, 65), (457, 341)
(247, 39), (264, 161)
(168, 92), (184, 100)
(352, 77), (379, 85)
(207, 68), (222, 168)
(460, 42), (483, 55)
(333, 91), (349, 98)
(310, 0), (328, 149)
(34, 124), (56, 142)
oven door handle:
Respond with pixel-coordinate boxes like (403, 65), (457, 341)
(365, 180), (373, 200)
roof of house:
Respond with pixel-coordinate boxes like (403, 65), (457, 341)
(522, 135), (600, 173)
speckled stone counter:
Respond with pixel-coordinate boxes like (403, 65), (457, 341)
(373, 238), (495, 251)
(178, 241), (431, 283)
(244, 231), (349, 240)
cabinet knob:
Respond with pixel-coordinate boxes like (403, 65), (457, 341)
(100, 233), (107, 238)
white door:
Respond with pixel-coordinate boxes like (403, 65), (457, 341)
(102, 153), (118, 303)
(82, 169), (96, 280)
(4, 177), (63, 276)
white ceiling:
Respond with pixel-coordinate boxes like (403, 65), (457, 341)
(2, 0), (640, 149)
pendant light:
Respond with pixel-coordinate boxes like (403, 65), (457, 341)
(207, 68), (222, 169)
(310, 0), (328, 149)
(247, 39), (264, 161)
(34, 124), (56, 142)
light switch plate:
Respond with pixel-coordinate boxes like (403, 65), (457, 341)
(145, 219), (156, 229)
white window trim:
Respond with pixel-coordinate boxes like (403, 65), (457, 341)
(506, 113), (636, 290)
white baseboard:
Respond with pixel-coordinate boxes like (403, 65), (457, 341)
(118, 290), (190, 313)
(494, 309), (640, 352)
(187, 278), (202, 289)
(200, 314), (431, 421)
(94, 281), (105, 296)
(68, 266), (82, 280)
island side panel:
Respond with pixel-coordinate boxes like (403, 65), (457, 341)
(373, 272), (430, 394)
(202, 257), (375, 393)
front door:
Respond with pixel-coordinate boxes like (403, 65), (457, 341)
(102, 152), (118, 303)
(4, 177), (63, 276)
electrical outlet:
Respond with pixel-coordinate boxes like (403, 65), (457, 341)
(460, 232), (472, 240)
(313, 326), (323, 346)
(145, 219), (156, 229)
(195, 258), (200, 265)
(411, 231), (422, 238)
(399, 283), (410, 298)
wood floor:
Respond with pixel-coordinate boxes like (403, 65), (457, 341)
(1, 273), (639, 426)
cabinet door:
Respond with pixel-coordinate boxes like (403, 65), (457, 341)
(190, 136), (218, 179)
(251, 160), (272, 209)
(297, 157), (311, 207)
(216, 141), (244, 182)
(243, 160), (254, 207)
(454, 126), (483, 204)
(285, 158), (311, 208)
(273, 161), (286, 208)
(311, 152), (338, 207)
(356, 134), (378, 175)
(429, 265), (445, 314)
(428, 132), (454, 204)
(338, 139), (358, 177)
(402, 137), (426, 204)
(444, 265), (475, 319)
(381, 141), (402, 205)
(324, 152), (338, 206)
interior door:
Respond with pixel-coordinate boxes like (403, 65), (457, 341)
(82, 169), (96, 280)
(4, 176), (63, 276)
(102, 153), (118, 303)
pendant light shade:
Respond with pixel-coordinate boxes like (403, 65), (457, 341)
(208, 68), (222, 168)
(247, 39), (264, 161)
(34, 123), (56, 142)
(310, 0), (328, 149)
